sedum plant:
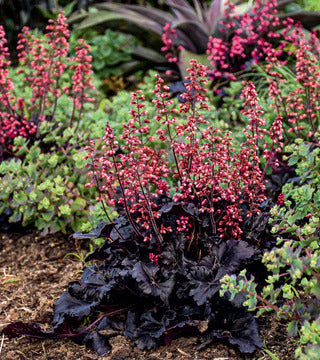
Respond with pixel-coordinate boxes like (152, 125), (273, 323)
(2, 60), (283, 356)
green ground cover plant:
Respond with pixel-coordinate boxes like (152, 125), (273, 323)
(73, 28), (140, 94)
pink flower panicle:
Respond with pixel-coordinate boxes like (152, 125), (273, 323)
(161, 22), (184, 75)
(277, 193), (284, 205)
(67, 39), (95, 125)
(149, 253), (159, 265)
(87, 90), (172, 243)
(0, 26), (36, 157)
(207, 0), (317, 142)
(17, 12), (70, 129)
(264, 37), (320, 142)
(0, 25), (15, 115)
(89, 61), (273, 242)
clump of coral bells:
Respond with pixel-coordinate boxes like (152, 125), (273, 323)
(207, 0), (299, 81)
(87, 60), (281, 241)
(2, 60), (281, 356)
(264, 36), (320, 143)
(0, 12), (95, 160)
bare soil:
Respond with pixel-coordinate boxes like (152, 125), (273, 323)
(0, 230), (297, 360)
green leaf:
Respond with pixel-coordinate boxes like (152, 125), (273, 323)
(288, 155), (299, 166)
(71, 198), (87, 211)
(42, 211), (55, 222)
(35, 217), (46, 231)
(9, 211), (23, 223)
(63, 0), (76, 16)
(13, 191), (28, 205)
(310, 279), (320, 298)
(2, 278), (19, 284)
(263, 348), (280, 360)
(28, 145), (41, 162)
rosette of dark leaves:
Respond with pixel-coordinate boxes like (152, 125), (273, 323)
(2, 195), (274, 356)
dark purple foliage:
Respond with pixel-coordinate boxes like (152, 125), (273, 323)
(2, 194), (276, 355)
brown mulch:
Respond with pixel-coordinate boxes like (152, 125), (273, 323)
(0, 230), (297, 360)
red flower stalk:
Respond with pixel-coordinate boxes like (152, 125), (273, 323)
(161, 22), (184, 71)
(0, 26), (36, 159)
(86, 90), (171, 243)
(17, 12), (70, 137)
(67, 39), (95, 127)
(0, 25), (15, 116)
(88, 60), (277, 241)
(264, 38), (320, 142)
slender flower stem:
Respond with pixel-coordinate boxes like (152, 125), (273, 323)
(90, 158), (126, 242)
(110, 150), (143, 238)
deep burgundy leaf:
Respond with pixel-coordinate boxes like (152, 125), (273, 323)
(206, 0), (222, 33)
(53, 291), (99, 328)
(81, 331), (112, 356)
(208, 302), (263, 353)
(215, 240), (255, 272)
(188, 266), (220, 305)
(1, 322), (53, 340)
(135, 334), (157, 350)
(174, 21), (209, 53)
(132, 262), (175, 305)
(96, 316), (125, 332)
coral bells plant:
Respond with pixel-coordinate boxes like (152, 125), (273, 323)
(86, 61), (279, 241)
(0, 12), (95, 160)
(16, 12), (70, 136)
(0, 26), (36, 159)
(262, 36), (320, 143)
(2, 60), (282, 355)
(207, 0), (305, 83)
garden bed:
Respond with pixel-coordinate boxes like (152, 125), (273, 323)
(0, 230), (296, 360)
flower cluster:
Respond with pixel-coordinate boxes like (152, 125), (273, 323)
(0, 26), (36, 159)
(0, 12), (95, 159)
(206, 0), (320, 142)
(17, 13), (70, 135)
(161, 22), (184, 75)
(86, 60), (280, 242)
(207, 0), (300, 82)
(65, 39), (95, 126)
(264, 35), (320, 142)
